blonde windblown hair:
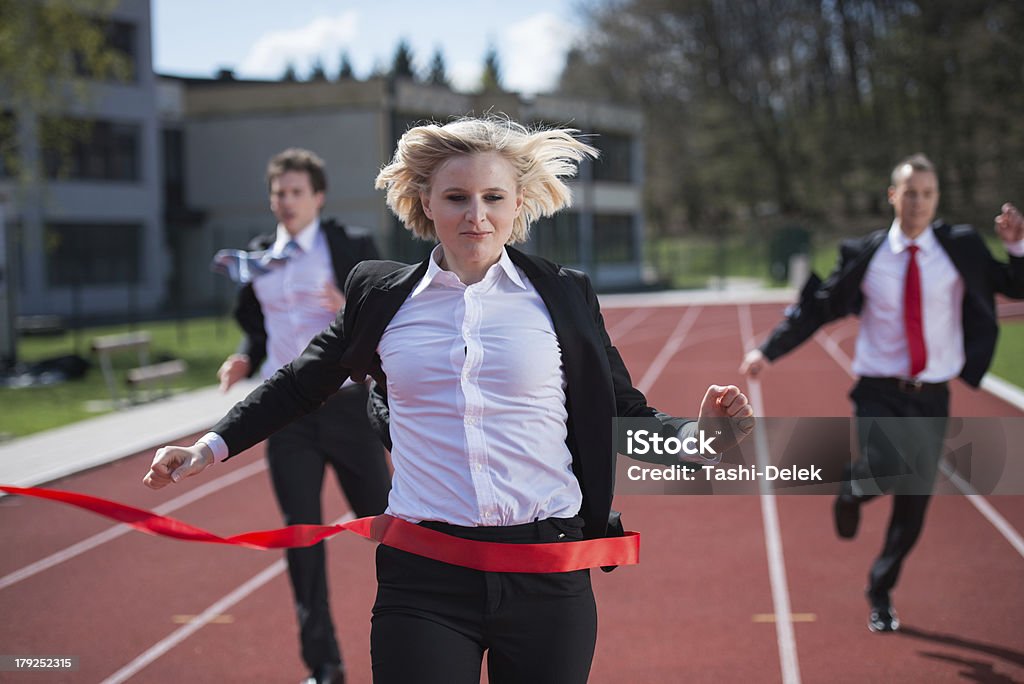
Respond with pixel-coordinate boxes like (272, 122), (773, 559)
(374, 116), (599, 244)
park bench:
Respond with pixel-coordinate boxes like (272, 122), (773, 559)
(89, 331), (188, 406)
(16, 315), (66, 336)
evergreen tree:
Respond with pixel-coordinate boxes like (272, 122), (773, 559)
(480, 44), (502, 92)
(310, 57), (327, 81)
(338, 51), (355, 80)
(426, 48), (449, 86)
(391, 39), (415, 79)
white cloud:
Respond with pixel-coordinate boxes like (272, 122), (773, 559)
(500, 12), (581, 95)
(238, 12), (359, 78)
(230, 9), (580, 93)
(450, 59), (482, 93)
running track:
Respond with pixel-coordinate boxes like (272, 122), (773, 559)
(1, 300), (1022, 683)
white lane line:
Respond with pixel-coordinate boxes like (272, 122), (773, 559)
(813, 329), (1024, 560)
(813, 330), (854, 375)
(0, 459), (268, 591)
(739, 304), (802, 684)
(99, 559), (285, 684)
(980, 374), (1024, 412)
(939, 462), (1024, 559)
(636, 306), (702, 394)
(100, 511), (355, 684)
(606, 307), (652, 343)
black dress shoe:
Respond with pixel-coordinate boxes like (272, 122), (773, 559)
(868, 605), (900, 632)
(302, 663), (345, 684)
(833, 493), (861, 539)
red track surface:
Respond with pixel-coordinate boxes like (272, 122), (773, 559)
(1, 302), (1022, 683)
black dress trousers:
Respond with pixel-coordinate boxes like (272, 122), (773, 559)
(370, 516), (598, 684)
(266, 383), (391, 672)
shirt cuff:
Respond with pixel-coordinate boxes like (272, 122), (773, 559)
(1005, 239), (1024, 258)
(197, 432), (228, 462)
(675, 421), (722, 466)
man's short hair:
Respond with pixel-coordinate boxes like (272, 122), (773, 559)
(266, 148), (327, 193)
(891, 153), (935, 186)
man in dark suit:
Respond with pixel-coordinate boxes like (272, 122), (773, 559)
(741, 154), (1024, 632)
(214, 148), (390, 684)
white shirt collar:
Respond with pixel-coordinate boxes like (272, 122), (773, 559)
(888, 220), (937, 255)
(411, 245), (527, 297)
(273, 218), (320, 255)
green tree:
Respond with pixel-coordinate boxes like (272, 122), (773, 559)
(0, 0), (132, 181)
(309, 57), (327, 81)
(338, 51), (355, 80)
(0, 0), (133, 367)
(480, 44), (502, 92)
(426, 48), (449, 87)
(391, 39), (416, 79)
(558, 0), (1024, 239)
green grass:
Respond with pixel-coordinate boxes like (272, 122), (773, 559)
(809, 240), (840, 279)
(647, 235), (775, 289)
(990, 320), (1024, 388)
(0, 317), (241, 438)
(647, 232), (846, 290)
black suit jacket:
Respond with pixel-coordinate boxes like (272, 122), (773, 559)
(213, 246), (689, 540)
(760, 221), (1024, 386)
(232, 219), (380, 377)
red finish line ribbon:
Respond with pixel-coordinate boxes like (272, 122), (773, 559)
(0, 485), (639, 573)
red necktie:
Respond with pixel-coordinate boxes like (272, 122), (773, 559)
(903, 244), (927, 376)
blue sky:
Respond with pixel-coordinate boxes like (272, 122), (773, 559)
(152, 0), (585, 95)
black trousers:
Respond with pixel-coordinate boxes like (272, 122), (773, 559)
(370, 516), (598, 684)
(266, 383), (391, 673)
(848, 378), (950, 599)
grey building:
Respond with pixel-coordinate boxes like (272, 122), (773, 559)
(161, 74), (648, 312)
(0, 0), (164, 321)
(2, 0), (648, 324)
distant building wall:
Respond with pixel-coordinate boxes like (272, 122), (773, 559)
(168, 76), (649, 306)
(2, 3), (651, 323)
(3, 0), (164, 321)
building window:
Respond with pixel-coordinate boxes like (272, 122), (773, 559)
(162, 128), (184, 208)
(0, 111), (15, 177)
(532, 212), (580, 264)
(42, 119), (140, 182)
(46, 222), (141, 286)
(392, 114), (436, 147)
(592, 132), (633, 183)
(74, 19), (137, 82)
(593, 214), (636, 264)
